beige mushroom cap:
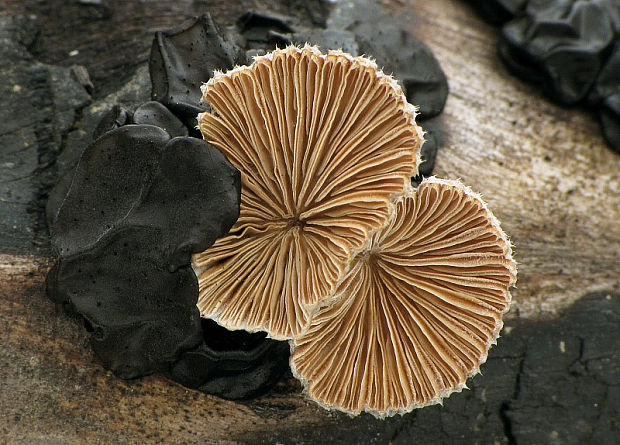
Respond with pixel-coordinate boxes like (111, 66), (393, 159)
(290, 177), (517, 416)
(193, 45), (423, 339)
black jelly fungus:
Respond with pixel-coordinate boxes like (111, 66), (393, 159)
(50, 227), (203, 379)
(470, 0), (620, 154)
(134, 136), (241, 269)
(590, 43), (620, 153)
(351, 22), (449, 120)
(92, 104), (132, 141)
(46, 122), (242, 379)
(599, 104), (620, 154)
(132, 101), (189, 138)
(589, 42), (620, 107)
(200, 318), (268, 352)
(499, 0), (616, 105)
(192, 340), (290, 400)
(149, 13), (246, 129)
(170, 320), (290, 400)
(237, 10), (295, 49)
(49, 125), (241, 268)
(465, 0), (528, 25)
(50, 125), (170, 257)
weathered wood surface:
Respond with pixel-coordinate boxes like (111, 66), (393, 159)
(1, 0), (619, 443)
(411, 3), (619, 318)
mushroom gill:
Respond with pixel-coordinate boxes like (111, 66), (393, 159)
(290, 177), (517, 416)
(193, 45), (423, 339)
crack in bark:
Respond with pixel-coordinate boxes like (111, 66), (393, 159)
(567, 336), (587, 378)
(388, 410), (417, 443)
(499, 351), (526, 445)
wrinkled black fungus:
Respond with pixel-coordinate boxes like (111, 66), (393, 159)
(48, 227), (203, 379)
(137, 135), (241, 268)
(465, 0), (528, 25)
(282, 28), (359, 55)
(591, 44), (620, 153)
(48, 125), (240, 269)
(499, 0), (616, 105)
(170, 319), (290, 399)
(352, 24), (449, 120)
(589, 42), (620, 107)
(149, 13), (246, 129)
(92, 104), (132, 141)
(49, 125), (168, 256)
(46, 124), (241, 378)
(238, 11), (295, 49)
(470, 0), (620, 154)
(599, 105), (620, 153)
(132, 101), (188, 138)
(419, 117), (443, 177)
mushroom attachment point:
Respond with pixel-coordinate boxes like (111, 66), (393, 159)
(193, 45), (423, 340)
(290, 177), (517, 416)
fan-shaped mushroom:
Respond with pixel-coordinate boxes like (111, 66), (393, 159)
(290, 177), (517, 416)
(193, 45), (423, 339)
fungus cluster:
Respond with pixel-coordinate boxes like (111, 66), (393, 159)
(44, 13), (514, 413)
(45, 13), (293, 398)
(194, 45), (422, 339)
(194, 45), (517, 416)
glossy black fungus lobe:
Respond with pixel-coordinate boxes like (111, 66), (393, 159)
(590, 43), (620, 153)
(465, 0), (528, 24)
(49, 125), (169, 257)
(132, 101), (188, 138)
(149, 13), (246, 129)
(499, 0), (616, 105)
(351, 22), (448, 120)
(170, 319), (290, 400)
(470, 0), (620, 154)
(237, 11), (295, 49)
(136, 135), (241, 269)
(92, 104), (132, 141)
(49, 125), (240, 269)
(49, 227), (203, 379)
(46, 124), (242, 378)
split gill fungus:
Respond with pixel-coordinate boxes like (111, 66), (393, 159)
(290, 178), (517, 416)
(193, 45), (424, 340)
(193, 46), (516, 416)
